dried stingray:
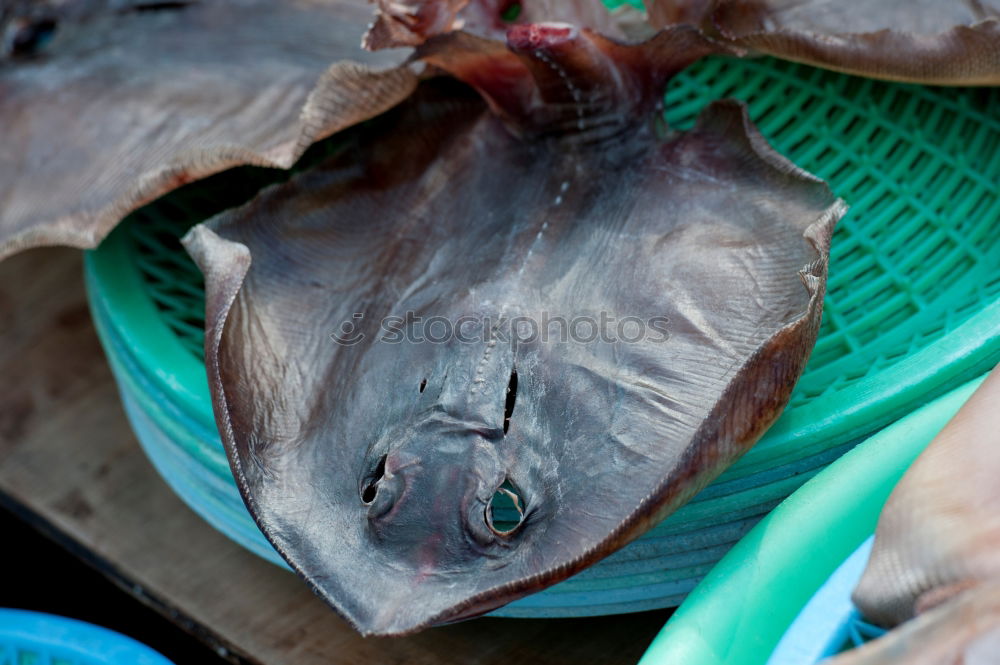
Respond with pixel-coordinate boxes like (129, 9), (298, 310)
(646, 0), (1000, 85)
(0, 0), (417, 261)
(184, 21), (844, 635)
(826, 366), (1000, 664)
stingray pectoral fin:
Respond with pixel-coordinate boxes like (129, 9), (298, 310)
(852, 365), (1000, 627)
(183, 225), (253, 469)
(691, 0), (1000, 85)
(0, 0), (416, 262)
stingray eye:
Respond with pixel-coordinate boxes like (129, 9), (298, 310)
(503, 368), (517, 435)
(485, 479), (524, 536)
(419, 378), (427, 393)
(361, 454), (387, 504)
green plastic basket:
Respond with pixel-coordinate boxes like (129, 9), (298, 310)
(83, 54), (1000, 618)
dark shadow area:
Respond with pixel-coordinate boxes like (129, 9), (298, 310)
(0, 505), (230, 664)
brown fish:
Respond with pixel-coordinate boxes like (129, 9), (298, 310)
(184, 20), (842, 635)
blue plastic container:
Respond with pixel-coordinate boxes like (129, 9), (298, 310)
(0, 609), (174, 665)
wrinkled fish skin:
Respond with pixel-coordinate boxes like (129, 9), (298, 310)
(185, 20), (843, 636)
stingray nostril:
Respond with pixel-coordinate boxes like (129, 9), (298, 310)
(486, 479), (525, 536)
(5, 17), (57, 58)
(503, 368), (518, 435)
(361, 454), (387, 504)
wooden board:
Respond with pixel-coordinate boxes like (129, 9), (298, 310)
(0, 247), (671, 665)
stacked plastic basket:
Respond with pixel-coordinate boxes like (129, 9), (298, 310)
(84, 53), (1000, 618)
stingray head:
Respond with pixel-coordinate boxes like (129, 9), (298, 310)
(344, 333), (527, 563)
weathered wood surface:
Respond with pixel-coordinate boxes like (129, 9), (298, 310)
(0, 247), (670, 664)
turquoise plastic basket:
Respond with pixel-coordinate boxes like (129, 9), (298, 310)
(83, 53), (1000, 618)
(0, 609), (174, 665)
